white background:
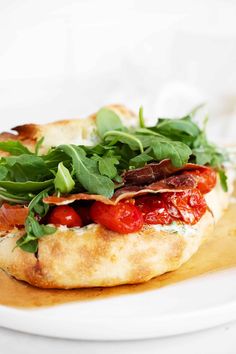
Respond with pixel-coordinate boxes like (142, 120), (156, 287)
(0, 0), (236, 353)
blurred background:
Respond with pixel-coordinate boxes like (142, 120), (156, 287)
(0, 0), (235, 143)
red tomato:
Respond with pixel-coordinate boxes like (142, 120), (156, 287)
(48, 205), (82, 227)
(135, 189), (207, 226)
(183, 167), (217, 194)
(135, 195), (172, 225)
(90, 201), (144, 233)
(162, 189), (207, 225)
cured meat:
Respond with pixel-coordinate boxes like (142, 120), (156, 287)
(0, 203), (28, 231)
(43, 174), (196, 206)
(112, 174), (197, 203)
(123, 159), (209, 186)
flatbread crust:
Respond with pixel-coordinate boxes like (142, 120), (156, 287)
(0, 105), (232, 289)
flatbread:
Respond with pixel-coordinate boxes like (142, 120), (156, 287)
(0, 105), (232, 289)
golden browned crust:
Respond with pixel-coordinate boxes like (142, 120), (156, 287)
(0, 212), (213, 289)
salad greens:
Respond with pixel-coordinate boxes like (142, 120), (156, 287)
(54, 162), (75, 194)
(0, 106), (229, 252)
(16, 188), (56, 253)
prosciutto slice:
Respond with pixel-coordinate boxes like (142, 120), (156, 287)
(123, 159), (208, 186)
(0, 203), (28, 231)
(43, 174), (196, 206)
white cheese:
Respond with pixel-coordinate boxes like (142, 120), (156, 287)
(149, 222), (198, 237)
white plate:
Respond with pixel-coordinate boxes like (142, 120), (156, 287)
(0, 268), (236, 340)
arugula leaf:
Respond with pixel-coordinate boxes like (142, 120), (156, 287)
(155, 116), (200, 145)
(84, 143), (115, 156)
(0, 141), (32, 155)
(97, 156), (119, 179)
(42, 149), (70, 170)
(54, 162), (75, 193)
(0, 166), (8, 180)
(0, 179), (53, 192)
(2, 154), (52, 182)
(104, 131), (144, 153)
(96, 108), (124, 137)
(16, 236), (38, 253)
(135, 128), (163, 137)
(35, 137), (44, 155)
(151, 140), (191, 168)
(28, 188), (52, 217)
(0, 189), (30, 203)
(192, 148), (213, 165)
(58, 145), (114, 198)
(218, 169), (228, 192)
(16, 189), (56, 253)
(135, 134), (191, 167)
(139, 106), (145, 128)
(129, 153), (153, 168)
(16, 220), (56, 253)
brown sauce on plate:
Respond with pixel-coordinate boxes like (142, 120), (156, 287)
(1, 202), (236, 308)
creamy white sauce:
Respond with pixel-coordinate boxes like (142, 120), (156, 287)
(150, 222), (198, 237)
(56, 223), (97, 234)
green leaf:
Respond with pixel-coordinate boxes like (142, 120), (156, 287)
(96, 108), (124, 137)
(16, 236), (38, 253)
(151, 140), (192, 167)
(0, 166), (8, 180)
(58, 145), (114, 198)
(104, 131), (144, 153)
(0, 179), (53, 192)
(17, 216), (56, 253)
(54, 162), (75, 193)
(155, 116), (200, 143)
(0, 141), (32, 156)
(0, 189), (30, 203)
(15, 187), (57, 253)
(192, 148), (212, 165)
(139, 106), (145, 128)
(135, 128), (163, 137)
(129, 153), (153, 168)
(26, 215), (45, 237)
(135, 132), (192, 167)
(41, 225), (57, 234)
(218, 169), (228, 192)
(35, 137), (44, 155)
(42, 149), (70, 170)
(3, 154), (52, 182)
(98, 157), (119, 179)
(28, 187), (51, 216)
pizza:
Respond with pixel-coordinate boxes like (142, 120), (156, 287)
(0, 104), (233, 289)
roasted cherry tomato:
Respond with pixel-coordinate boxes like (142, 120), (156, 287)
(90, 201), (144, 233)
(48, 205), (82, 227)
(183, 167), (217, 194)
(135, 195), (172, 225)
(162, 188), (207, 225)
(135, 189), (207, 226)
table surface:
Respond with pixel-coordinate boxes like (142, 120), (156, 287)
(1, 321), (236, 354)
